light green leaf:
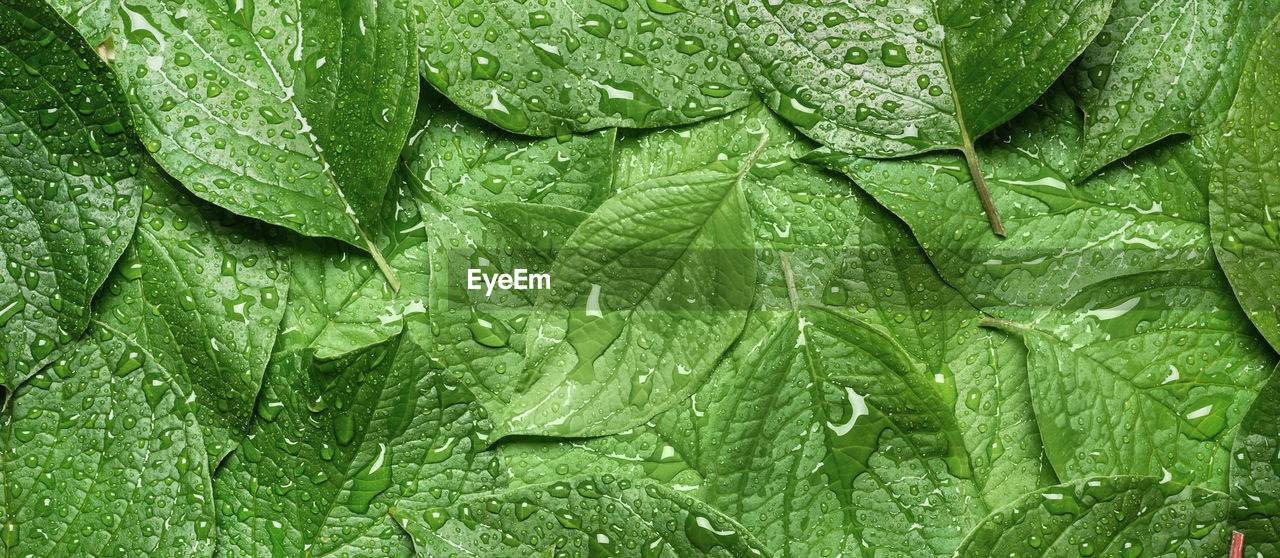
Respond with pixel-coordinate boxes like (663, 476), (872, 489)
(393, 475), (768, 557)
(95, 170), (289, 461)
(956, 476), (1231, 557)
(1231, 364), (1280, 556)
(213, 333), (499, 557)
(1066, 0), (1280, 179)
(814, 86), (1213, 318)
(401, 94), (612, 407)
(113, 0), (418, 280)
(412, 0), (751, 135)
(279, 170), (429, 360)
(985, 270), (1274, 490)
(729, 0), (1111, 232)
(818, 85), (1278, 489)
(0, 0), (144, 390)
(610, 105), (1048, 556)
(497, 141), (760, 439)
(1210, 13), (1280, 355)
(47, 0), (113, 47)
(1, 329), (214, 556)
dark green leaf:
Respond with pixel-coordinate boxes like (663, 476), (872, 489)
(213, 333), (499, 556)
(95, 170), (289, 461)
(497, 140), (759, 439)
(0, 327), (216, 556)
(393, 476), (768, 557)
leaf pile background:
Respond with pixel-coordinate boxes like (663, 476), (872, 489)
(3, 0), (1280, 555)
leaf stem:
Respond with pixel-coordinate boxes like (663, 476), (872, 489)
(355, 219), (401, 292)
(960, 138), (1006, 237)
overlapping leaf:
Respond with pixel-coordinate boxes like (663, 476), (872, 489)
(499, 139), (759, 439)
(279, 170), (429, 360)
(96, 170), (289, 461)
(413, 0), (751, 135)
(820, 85), (1276, 489)
(394, 476), (768, 557)
(0, 327), (215, 557)
(956, 476), (1231, 557)
(1066, 0), (1280, 179)
(1210, 12), (1280, 355)
(402, 92), (612, 407)
(213, 333), (499, 557)
(1231, 365), (1280, 556)
(113, 0), (418, 274)
(0, 0), (144, 390)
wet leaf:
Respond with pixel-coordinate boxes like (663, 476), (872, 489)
(1210, 12), (1280, 355)
(412, 0), (751, 135)
(0, 0), (144, 390)
(1230, 364), (1280, 557)
(113, 0), (418, 279)
(1066, 0), (1280, 179)
(957, 476), (1231, 557)
(95, 169), (288, 462)
(213, 333), (499, 556)
(394, 476), (767, 557)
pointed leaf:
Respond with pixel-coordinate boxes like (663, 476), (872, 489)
(113, 0), (418, 253)
(1210, 13), (1280, 355)
(1230, 365), (1280, 556)
(213, 334), (499, 556)
(730, 0), (1111, 158)
(1066, 0), (1280, 179)
(0, 0), (144, 389)
(0, 328), (214, 556)
(394, 476), (767, 557)
(497, 145), (759, 439)
(96, 170), (289, 461)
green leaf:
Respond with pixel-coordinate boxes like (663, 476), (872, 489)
(0, 0), (144, 390)
(113, 0), (418, 280)
(393, 476), (768, 557)
(1210, 13), (1280, 355)
(412, 0), (751, 135)
(47, 0), (113, 47)
(94, 169), (289, 461)
(496, 140), (760, 439)
(213, 333), (499, 557)
(1231, 364), (1280, 556)
(93, 172), (289, 458)
(984, 270), (1274, 490)
(612, 105), (1048, 556)
(956, 476), (1231, 557)
(0, 169), (287, 555)
(818, 85), (1277, 489)
(729, 0), (1111, 232)
(1066, 0), (1280, 179)
(813, 86), (1214, 318)
(402, 94), (612, 407)
(279, 170), (429, 360)
(0, 326), (214, 556)
(500, 428), (703, 490)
